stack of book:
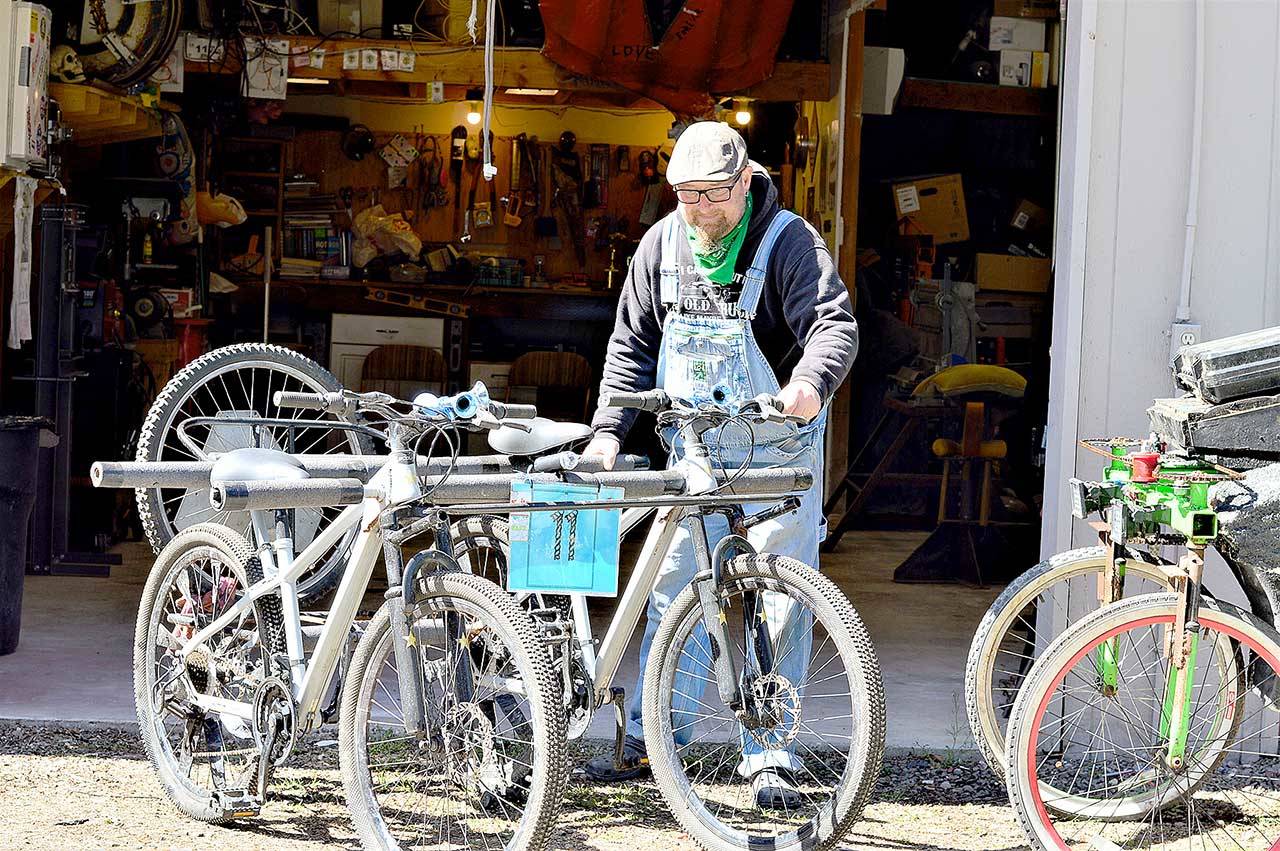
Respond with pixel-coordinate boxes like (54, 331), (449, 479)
(282, 212), (350, 279)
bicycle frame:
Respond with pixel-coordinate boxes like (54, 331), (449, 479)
(179, 458), (410, 731)
(175, 409), (807, 743)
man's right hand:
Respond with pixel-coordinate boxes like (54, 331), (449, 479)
(582, 435), (621, 470)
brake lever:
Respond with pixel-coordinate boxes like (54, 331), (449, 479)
(498, 418), (532, 433)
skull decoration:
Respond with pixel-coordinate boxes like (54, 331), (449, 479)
(50, 45), (86, 84)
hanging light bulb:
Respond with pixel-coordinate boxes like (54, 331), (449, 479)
(466, 100), (482, 125)
(733, 98), (752, 127)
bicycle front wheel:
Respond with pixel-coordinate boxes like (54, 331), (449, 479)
(643, 553), (884, 851)
(339, 571), (568, 851)
(1005, 592), (1273, 850)
(966, 546), (1173, 779)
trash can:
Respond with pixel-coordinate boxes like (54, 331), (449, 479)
(0, 417), (49, 656)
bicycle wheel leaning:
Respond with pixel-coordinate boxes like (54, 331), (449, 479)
(965, 546), (1173, 779)
(643, 553), (885, 851)
(1005, 592), (1271, 850)
(136, 343), (370, 603)
(134, 523), (286, 823)
(339, 570), (568, 851)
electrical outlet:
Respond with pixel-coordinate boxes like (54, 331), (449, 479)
(429, 81), (445, 104)
(1171, 322), (1202, 364)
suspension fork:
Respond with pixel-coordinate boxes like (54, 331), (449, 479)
(1160, 545), (1206, 771)
(381, 526), (428, 736)
(392, 512), (475, 730)
(689, 515), (745, 713)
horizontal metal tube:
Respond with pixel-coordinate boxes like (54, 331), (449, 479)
(210, 478), (368, 512)
(91, 453), (517, 489)
(422, 466), (812, 505)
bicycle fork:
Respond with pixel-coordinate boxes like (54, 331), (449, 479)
(1159, 544), (1206, 771)
(691, 499), (803, 726)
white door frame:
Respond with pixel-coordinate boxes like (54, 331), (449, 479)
(1041, 0), (1099, 559)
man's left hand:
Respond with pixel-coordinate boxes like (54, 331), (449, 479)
(777, 379), (822, 422)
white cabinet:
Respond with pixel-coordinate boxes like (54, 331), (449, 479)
(328, 312), (444, 391)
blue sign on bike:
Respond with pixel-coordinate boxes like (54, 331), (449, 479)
(507, 480), (623, 596)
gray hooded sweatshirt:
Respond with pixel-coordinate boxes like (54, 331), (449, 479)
(591, 164), (859, 442)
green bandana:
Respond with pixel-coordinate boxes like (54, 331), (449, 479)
(686, 194), (752, 285)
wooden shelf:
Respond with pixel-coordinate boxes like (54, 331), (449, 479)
(225, 170), (282, 179)
(897, 78), (1056, 117)
(229, 276), (614, 298)
(48, 83), (166, 144)
(184, 35), (833, 102)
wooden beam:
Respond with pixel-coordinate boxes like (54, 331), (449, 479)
(185, 36), (833, 101)
(828, 9), (866, 512)
(837, 13), (865, 289)
(897, 77), (1056, 117)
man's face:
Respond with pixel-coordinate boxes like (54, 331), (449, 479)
(676, 165), (752, 251)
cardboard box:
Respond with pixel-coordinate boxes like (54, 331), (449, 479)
(977, 253), (1052, 293)
(892, 174), (969, 244)
(998, 50), (1049, 88)
(862, 46), (905, 115)
(1010, 198), (1049, 233)
(993, 0), (1059, 18)
(989, 16), (1046, 51)
(317, 0), (382, 36)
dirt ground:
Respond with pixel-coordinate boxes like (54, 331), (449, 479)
(0, 723), (1030, 851)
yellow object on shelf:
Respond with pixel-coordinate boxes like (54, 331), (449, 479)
(47, 83), (164, 145)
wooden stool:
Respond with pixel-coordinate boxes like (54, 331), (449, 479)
(932, 401), (1007, 528)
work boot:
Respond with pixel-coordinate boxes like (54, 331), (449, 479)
(752, 767), (802, 810)
(583, 735), (650, 782)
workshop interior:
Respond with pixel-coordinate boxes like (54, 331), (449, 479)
(0, 0), (1059, 586)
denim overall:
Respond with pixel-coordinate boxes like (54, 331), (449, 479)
(627, 208), (828, 777)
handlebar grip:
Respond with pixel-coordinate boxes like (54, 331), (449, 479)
(613, 453), (650, 472)
(599, 389), (670, 412)
(273, 390), (330, 411)
(754, 393), (785, 413)
(490, 401), (537, 420)
(532, 451), (578, 473)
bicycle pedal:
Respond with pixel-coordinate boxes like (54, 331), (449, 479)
(212, 788), (261, 819)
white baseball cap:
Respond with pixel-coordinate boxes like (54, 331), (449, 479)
(666, 121), (748, 186)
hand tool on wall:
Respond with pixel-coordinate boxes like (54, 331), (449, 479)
(450, 125), (467, 231)
(552, 132), (585, 266)
(534, 142), (559, 244)
(473, 162), (496, 230)
(583, 143), (609, 209)
(502, 134), (524, 227)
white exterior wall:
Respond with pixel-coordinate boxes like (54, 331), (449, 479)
(1044, 0), (1280, 598)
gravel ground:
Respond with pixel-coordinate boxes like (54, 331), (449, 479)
(0, 723), (1030, 850)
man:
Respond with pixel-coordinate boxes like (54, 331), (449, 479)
(581, 121), (858, 808)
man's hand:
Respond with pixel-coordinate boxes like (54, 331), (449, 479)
(582, 435), (621, 470)
(777, 379), (822, 422)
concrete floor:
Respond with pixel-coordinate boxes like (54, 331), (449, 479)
(0, 530), (999, 750)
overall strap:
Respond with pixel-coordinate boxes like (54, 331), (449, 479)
(737, 209), (799, 317)
(658, 211), (683, 307)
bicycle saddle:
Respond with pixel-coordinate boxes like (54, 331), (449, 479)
(210, 447), (310, 484)
(487, 418), (592, 457)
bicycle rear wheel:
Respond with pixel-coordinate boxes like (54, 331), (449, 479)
(965, 547), (1172, 779)
(134, 524), (285, 822)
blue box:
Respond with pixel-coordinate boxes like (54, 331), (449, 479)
(507, 480), (624, 596)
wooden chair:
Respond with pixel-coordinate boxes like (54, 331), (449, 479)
(507, 351), (594, 423)
(359, 345), (447, 399)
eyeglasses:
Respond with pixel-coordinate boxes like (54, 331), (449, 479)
(675, 171), (743, 204)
